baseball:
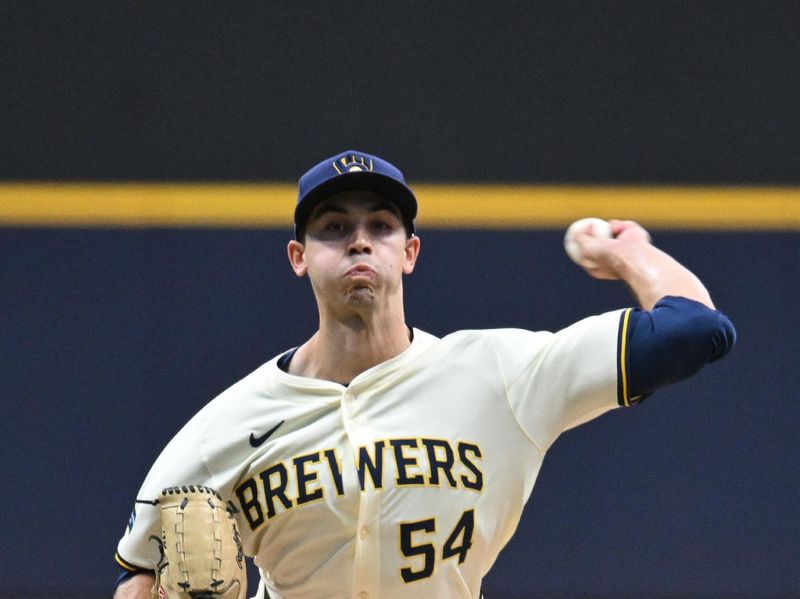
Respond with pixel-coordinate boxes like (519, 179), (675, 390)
(564, 217), (613, 268)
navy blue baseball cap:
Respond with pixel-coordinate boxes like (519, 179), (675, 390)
(294, 150), (417, 240)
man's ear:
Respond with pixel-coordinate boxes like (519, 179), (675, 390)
(402, 234), (421, 275)
(287, 240), (307, 277)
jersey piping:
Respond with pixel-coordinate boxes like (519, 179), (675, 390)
(617, 307), (645, 407)
(115, 551), (146, 572)
(618, 308), (632, 406)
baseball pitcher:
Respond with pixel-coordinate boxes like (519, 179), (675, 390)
(113, 151), (735, 599)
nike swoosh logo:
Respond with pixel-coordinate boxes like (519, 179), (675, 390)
(249, 420), (285, 448)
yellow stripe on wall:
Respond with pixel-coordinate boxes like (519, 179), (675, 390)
(0, 183), (297, 227)
(1, 183), (799, 230)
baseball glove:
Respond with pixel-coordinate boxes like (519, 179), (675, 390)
(150, 485), (247, 599)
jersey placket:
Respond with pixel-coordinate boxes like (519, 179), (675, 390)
(340, 385), (381, 599)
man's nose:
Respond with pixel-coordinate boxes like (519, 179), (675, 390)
(347, 225), (372, 255)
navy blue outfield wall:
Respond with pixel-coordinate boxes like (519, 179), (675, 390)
(1, 228), (798, 598)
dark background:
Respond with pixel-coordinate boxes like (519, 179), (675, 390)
(1, 3), (798, 598)
(3, 2), (800, 184)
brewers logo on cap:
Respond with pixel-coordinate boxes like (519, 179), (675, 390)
(294, 149), (418, 240)
(332, 154), (374, 174)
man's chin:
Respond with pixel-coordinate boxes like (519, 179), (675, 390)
(345, 287), (377, 306)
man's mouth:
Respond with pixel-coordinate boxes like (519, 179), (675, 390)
(346, 264), (376, 278)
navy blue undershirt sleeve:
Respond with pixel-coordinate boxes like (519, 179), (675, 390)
(114, 564), (154, 590)
(277, 347), (299, 372)
(618, 295), (736, 406)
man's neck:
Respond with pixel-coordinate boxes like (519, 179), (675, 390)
(289, 312), (412, 385)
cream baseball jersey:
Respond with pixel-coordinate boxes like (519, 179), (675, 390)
(116, 309), (630, 598)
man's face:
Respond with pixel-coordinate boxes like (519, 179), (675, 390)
(288, 191), (420, 312)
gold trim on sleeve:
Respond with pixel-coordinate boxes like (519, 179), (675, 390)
(620, 308), (633, 407)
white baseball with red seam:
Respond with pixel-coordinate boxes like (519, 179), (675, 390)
(563, 217), (613, 268)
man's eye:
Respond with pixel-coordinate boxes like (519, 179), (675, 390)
(325, 222), (344, 232)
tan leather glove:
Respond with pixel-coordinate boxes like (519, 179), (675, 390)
(151, 485), (247, 599)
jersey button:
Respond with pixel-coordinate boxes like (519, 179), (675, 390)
(358, 592), (368, 599)
(359, 526), (369, 539)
